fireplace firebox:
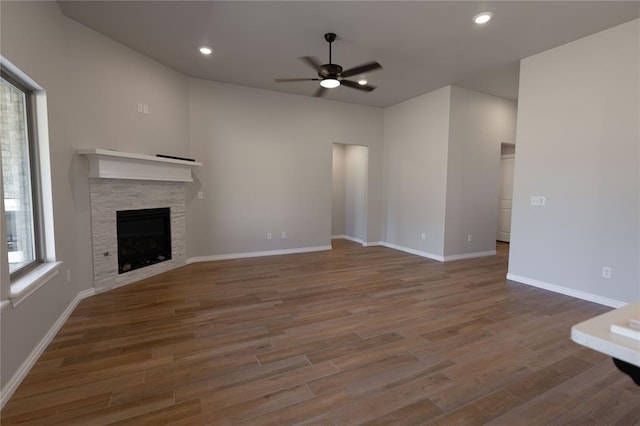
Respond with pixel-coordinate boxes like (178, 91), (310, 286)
(116, 208), (171, 274)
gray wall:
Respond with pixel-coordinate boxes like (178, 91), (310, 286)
(383, 86), (451, 256)
(508, 19), (640, 304)
(382, 85), (517, 258)
(0, 1), (190, 390)
(331, 144), (345, 236)
(185, 79), (383, 258)
(344, 145), (368, 242)
(444, 87), (517, 256)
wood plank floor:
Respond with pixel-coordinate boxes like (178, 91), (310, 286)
(2, 240), (639, 425)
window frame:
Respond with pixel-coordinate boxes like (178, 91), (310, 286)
(1, 66), (45, 280)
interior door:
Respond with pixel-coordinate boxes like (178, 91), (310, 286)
(497, 155), (515, 242)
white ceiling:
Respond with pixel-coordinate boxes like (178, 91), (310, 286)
(57, 1), (639, 108)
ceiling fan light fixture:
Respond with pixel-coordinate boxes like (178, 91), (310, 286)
(199, 46), (213, 55)
(274, 32), (382, 97)
(473, 12), (493, 24)
(320, 78), (340, 89)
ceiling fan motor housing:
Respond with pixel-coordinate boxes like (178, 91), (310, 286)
(319, 63), (343, 79)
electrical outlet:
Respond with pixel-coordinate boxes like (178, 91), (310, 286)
(530, 196), (546, 206)
(602, 267), (612, 279)
(467, 234), (472, 242)
(281, 232), (286, 239)
(267, 232), (272, 240)
(143, 104), (149, 114)
(421, 233), (426, 241)
(197, 191), (204, 200)
(137, 102), (143, 113)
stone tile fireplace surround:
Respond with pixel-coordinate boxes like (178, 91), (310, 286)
(80, 149), (201, 293)
(89, 179), (186, 292)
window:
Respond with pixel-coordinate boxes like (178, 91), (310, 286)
(0, 60), (57, 306)
(0, 60), (57, 309)
(1, 69), (42, 279)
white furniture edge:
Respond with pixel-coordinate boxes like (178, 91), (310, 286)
(571, 302), (640, 367)
(78, 148), (201, 182)
(0, 287), (96, 409)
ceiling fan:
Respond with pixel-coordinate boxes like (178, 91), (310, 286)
(275, 33), (383, 97)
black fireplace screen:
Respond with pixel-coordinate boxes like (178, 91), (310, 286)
(116, 208), (171, 274)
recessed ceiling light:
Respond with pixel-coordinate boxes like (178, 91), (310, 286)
(358, 79), (368, 85)
(320, 78), (340, 89)
(473, 12), (493, 24)
(199, 46), (213, 55)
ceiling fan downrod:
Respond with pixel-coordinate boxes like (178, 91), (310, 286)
(325, 33), (336, 65)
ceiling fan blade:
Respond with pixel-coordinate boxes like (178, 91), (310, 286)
(313, 86), (327, 97)
(340, 61), (383, 78)
(300, 56), (322, 71)
(275, 78), (320, 83)
(340, 79), (376, 92)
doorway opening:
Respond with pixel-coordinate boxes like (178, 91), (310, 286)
(497, 143), (515, 244)
(331, 143), (368, 245)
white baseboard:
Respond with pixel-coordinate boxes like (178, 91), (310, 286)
(381, 244), (494, 262)
(380, 242), (445, 262)
(506, 273), (626, 308)
(444, 250), (496, 261)
(186, 245), (332, 264)
(330, 236), (382, 247)
(363, 241), (383, 247)
(332, 235), (364, 245)
(332, 235), (383, 247)
(0, 287), (96, 409)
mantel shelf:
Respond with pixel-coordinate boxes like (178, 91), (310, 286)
(78, 148), (201, 182)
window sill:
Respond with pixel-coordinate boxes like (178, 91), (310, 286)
(9, 261), (63, 308)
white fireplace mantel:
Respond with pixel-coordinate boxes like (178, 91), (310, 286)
(78, 148), (202, 182)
